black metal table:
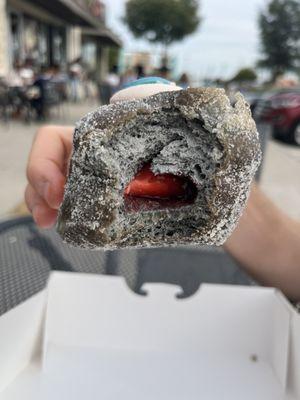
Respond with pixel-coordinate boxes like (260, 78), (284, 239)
(0, 216), (253, 316)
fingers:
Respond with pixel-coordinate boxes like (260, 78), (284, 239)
(33, 206), (58, 229)
(27, 157), (66, 209)
(26, 125), (73, 208)
(25, 184), (58, 228)
(26, 125), (73, 227)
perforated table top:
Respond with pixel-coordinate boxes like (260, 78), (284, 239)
(0, 216), (253, 316)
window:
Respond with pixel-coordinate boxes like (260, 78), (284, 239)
(50, 27), (66, 65)
(23, 16), (39, 61)
(39, 23), (49, 66)
(9, 12), (22, 64)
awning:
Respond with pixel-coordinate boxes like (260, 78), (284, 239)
(82, 27), (122, 47)
(25, 0), (100, 27)
(9, 0), (122, 47)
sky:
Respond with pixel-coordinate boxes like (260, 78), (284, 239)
(106, 0), (269, 80)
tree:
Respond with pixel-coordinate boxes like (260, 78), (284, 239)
(123, 0), (200, 51)
(231, 68), (257, 83)
(258, 0), (300, 81)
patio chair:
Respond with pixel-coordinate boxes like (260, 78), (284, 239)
(0, 81), (10, 121)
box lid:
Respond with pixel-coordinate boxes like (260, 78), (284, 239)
(0, 271), (299, 400)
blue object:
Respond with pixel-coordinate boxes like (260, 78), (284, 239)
(123, 76), (172, 89)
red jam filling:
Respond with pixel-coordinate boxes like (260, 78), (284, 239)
(124, 163), (197, 212)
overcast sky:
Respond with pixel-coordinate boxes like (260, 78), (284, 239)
(106, 0), (269, 80)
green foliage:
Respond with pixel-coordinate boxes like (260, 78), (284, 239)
(231, 68), (257, 83)
(124, 0), (200, 46)
(258, 0), (300, 80)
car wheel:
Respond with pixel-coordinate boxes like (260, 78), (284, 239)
(293, 122), (300, 146)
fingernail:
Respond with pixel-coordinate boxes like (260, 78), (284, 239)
(47, 184), (63, 209)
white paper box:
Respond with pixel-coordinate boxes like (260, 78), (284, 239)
(0, 272), (299, 400)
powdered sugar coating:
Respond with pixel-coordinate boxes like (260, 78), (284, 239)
(57, 88), (261, 249)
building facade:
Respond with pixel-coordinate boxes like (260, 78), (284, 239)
(0, 0), (121, 80)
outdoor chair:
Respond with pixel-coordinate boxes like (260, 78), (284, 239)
(0, 82), (10, 122)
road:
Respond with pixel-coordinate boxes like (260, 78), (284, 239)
(0, 106), (299, 220)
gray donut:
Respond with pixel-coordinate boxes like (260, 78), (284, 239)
(57, 88), (261, 249)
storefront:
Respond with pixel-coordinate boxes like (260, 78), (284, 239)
(1, 0), (121, 79)
(8, 9), (66, 67)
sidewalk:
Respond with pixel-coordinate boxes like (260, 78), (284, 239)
(260, 139), (300, 219)
(0, 105), (300, 220)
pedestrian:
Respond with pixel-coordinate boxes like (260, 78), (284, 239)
(135, 64), (145, 79)
(99, 65), (120, 104)
(30, 65), (52, 120)
(178, 73), (190, 89)
(120, 68), (137, 87)
(5, 60), (23, 88)
(68, 57), (83, 102)
(19, 59), (35, 86)
(104, 65), (120, 92)
(158, 65), (170, 80)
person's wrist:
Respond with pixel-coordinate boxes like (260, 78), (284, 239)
(224, 186), (300, 300)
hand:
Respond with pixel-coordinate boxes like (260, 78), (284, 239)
(25, 125), (73, 228)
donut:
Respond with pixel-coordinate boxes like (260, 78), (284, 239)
(57, 87), (261, 249)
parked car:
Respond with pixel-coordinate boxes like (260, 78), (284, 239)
(254, 89), (300, 145)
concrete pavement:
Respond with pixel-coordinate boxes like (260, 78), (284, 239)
(0, 103), (300, 220)
(260, 139), (300, 219)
